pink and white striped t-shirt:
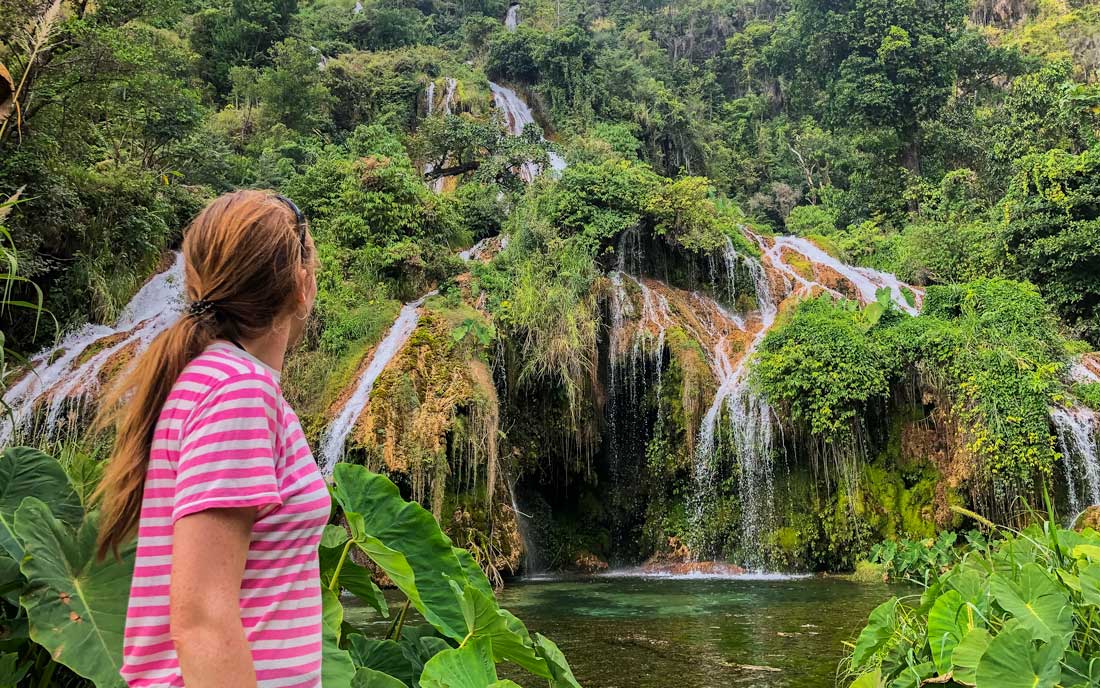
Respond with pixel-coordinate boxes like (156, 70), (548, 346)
(122, 341), (331, 688)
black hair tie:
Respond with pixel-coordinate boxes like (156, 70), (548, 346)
(188, 299), (217, 318)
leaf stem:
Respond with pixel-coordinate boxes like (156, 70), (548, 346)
(328, 539), (354, 592)
(386, 599), (412, 641)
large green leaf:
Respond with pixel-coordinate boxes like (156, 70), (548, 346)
(849, 669), (882, 688)
(15, 498), (132, 688)
(453, 547), (495, 600)
(1079, 562), (1100, 607)
(852, 597), (898, 667)
(348, 635), (419, 686)
(974, 624), (1063, 688)
(420, 638), (497, 688)
(951, 627), (992, 686)
(321, 588), (356, 688)
(533, 634), (581, 688)
(333, 465), (468, 640)
(353, 667), (411, 688)
(989, 564), (1073, 642)
(456, 583), (548, 677)
(345, 515), (457, 638)
(0, 447), (82, 560)
(927, 590), (968, 673)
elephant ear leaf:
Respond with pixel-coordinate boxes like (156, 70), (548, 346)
(15, 498), (132, 688)
(419, 637), (497, 688)
(321, 588), (356, 688)
(990, 564), (1074, 642)
(333, 464), (469, 640)
(851, 597), (897, 667)
(0, 446), (82, 560)
(456, 583), (547, 678)
(975, 623), (1064, 688)
(927, 590), (969, 673)
(533, 634), (581, 688)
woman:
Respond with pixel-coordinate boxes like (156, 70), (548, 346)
(95, 190), (329, 688)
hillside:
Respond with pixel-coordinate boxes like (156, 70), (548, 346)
(2, 0), (1100, 575)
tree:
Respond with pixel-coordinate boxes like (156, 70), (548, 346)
(256, 38), (333, 132)
(1002, 147), (1100, 344)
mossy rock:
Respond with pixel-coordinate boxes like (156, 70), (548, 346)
(1074, 505), (1100, 532)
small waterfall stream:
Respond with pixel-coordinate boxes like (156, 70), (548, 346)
(489, 82), (566, 181)
(423, 77), (458, 193)
(0, 253), (186, 444)
(317, 291), (436, 475)
(1052, 406), (1100, 519)
(504, 3), (519, 31)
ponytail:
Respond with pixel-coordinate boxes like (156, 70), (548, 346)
(93, 190), (312, 560)
(93, 315), (214, 559)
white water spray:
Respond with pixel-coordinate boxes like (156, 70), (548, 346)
(0, 253), (185, 444)
(489, 82), (566, 182)
(318, 292), (436, 475)
(1052, 406), (1100, 519)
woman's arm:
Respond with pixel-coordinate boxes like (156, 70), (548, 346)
(170, 507), (258, 688)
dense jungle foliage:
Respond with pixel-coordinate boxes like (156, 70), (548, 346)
(1, 0), (1099, 565)
(2, 0), (1100, 683)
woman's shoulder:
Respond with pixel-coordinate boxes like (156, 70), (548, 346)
(166, 342), (283, 412)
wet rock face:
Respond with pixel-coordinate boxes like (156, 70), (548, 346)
(573, 551), (609, 574)
(642, 561), (747, 576)
(1075, 505), (1100, 531)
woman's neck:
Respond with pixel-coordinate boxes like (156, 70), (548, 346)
(237, 322), (291, 373)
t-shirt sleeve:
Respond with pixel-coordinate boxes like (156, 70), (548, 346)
(172, 372), (284, 522)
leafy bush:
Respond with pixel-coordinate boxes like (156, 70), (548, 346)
(753, 278), (1068, 503)
(846, 514), (1100, 688)
(0, 447), (581, 688)
(866, 530), (989, 584)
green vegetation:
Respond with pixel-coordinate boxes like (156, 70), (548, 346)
(0, 446), (578, 687)
(753, 279), (1070, 517)
(846, 511), (1100, 688)
(3, 0), (1100, 680)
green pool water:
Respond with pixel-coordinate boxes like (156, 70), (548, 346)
(348, 573), (906, 688)
(491, 573), (902, 688)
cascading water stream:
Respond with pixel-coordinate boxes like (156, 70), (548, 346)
(761, 234), (920, 314)
(0, 253), (186, 444)
(504, 3), (519, 31)
(488, 82), (566, 181)
(423, 77), (458, 193)
(1052, 400), (1100, 521)
(317, 291), (436, 475)
(506, 478), (542, 574)
(692, 242), (779, 570)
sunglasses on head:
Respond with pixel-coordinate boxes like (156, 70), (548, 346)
(273, 194), (308, 249)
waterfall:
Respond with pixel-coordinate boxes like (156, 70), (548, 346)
(507, 478), (541, 573)
(505, 3), (519, 31)
(1052, 406), (1100, 520)
(692, 242), (780, 570)
(762, 235), (919, 314)
(0, 253), (186, 444)
(488, 82), (566, 182)
(423, 77), (459, 193)
(317, 292), (436, 475)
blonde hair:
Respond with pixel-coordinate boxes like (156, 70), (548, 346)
(94, 190), (313, 559)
